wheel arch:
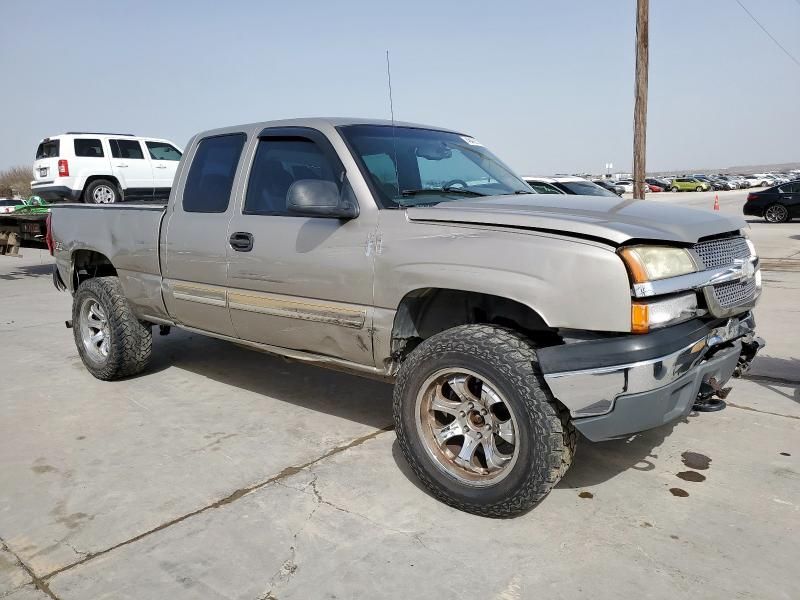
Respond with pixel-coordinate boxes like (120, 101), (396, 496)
(388, 287), (559, 364)
(70, 249), (118, 291)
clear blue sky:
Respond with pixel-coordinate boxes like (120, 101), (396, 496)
(2, 0), (798, 174)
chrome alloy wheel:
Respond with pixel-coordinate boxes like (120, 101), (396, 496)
(415, 369), (519, 486)
(80, 298), (110, 360)
(765, 204), (788, 223)
(93, 185), (116, 203)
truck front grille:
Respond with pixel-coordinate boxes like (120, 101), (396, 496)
(692, 236), (750, 270)
(711, 277), (758, 309)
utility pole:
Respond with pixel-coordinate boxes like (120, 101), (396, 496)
(633, 0), (649, 200)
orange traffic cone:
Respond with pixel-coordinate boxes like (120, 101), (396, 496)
(713, 194), (720, 211)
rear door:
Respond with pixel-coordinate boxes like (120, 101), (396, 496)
(145, 140), (182, 200)
(161, 132), (247, 336)
(224, 128), (376, 365)
(33, 138), (61, 184)
(780, 182), (800, 217)
(109, 138), (154, 199)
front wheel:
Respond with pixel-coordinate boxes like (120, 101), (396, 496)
(72, 276), (152, 380)
(764, 204), (789, 223)
(671, 186), (679, 192)
(695, 186), (703, 192)
(393, 325), (576, 517)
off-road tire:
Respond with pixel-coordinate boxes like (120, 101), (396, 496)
(72, 276), (152, 380)
(393, 324), (576, 517)
(84, 179), (119, 204)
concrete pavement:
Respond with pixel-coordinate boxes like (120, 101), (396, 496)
(0, 193), (797, 599)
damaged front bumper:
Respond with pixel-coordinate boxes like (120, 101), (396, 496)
(538, 314), (764, 442)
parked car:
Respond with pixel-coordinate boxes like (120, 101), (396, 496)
(593, 180), (624, 196)
(49, 117), (764, 517)
(645, 177), (670, 189)
(744, 175), (767, 188)
(31, 132), (183, 204)
(523, 177), (619, 197)
(743, 181), (800, 223)
(0, 199), (22, 214)
(669, 177), (711, 192)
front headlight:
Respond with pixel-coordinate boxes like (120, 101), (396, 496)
(619, 246), (698, 282)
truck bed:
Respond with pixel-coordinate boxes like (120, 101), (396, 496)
(50, 203), (169, 321)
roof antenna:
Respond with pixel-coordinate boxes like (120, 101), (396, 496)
(386, 50), (400, 197)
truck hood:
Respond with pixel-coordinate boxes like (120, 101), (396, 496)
(405, 195), (746, 245)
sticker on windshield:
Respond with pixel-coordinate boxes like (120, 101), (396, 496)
(460, 136), (483, 146)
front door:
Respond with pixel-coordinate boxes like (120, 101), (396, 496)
(161, 132), (248, 337)
(225, 129), (376, 365)
(109, 138), (154, 199)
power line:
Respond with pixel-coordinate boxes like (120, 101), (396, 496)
(735, 0), (800, 69)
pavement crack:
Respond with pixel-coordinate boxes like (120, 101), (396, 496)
(40, 424), (394, 583)
(0, 537), (61, 600)
(744, 373), (800, 386)
(726, 402), (800, 420)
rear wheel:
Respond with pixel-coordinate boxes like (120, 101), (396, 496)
(84, 179), (119, 204)
(764, 204), (789, 223)
(73, 276), (152, 380)
(393, 324), (576, 517)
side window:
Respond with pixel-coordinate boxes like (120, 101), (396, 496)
(528, 181), (562, 194)
(146, 141), (182, 161)
(110, 139), (145, 159)
(74, 138), (104, 158)
(183, 133), (246, 213)
(244, 138), (338, 216)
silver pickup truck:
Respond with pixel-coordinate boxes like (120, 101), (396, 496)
(50, 118), (764, 516)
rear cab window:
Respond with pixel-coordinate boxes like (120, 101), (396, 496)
(74, 138), (104, 158)
(183, 133), (246, 213)
(146, 141), (182, 161)
(36, 140), (60, 159)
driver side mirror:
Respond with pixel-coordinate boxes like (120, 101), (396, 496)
(286, 179), (359, 219)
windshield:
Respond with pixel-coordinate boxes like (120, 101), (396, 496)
(339, 125), (531, 207)
(556, 180), (618, 197)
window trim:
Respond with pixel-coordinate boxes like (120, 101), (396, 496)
(182, 132), (247, 214)
(242, 127), (350, 217)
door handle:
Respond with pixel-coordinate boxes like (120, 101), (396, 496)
(229, 232), (254, 252)
(116, 163), (128, 168)
(155, 165), (167, 169)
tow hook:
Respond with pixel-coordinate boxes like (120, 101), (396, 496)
(733, 337), (765, 378)
(693, 377), (730, 412)
(65, 319), (73, 329)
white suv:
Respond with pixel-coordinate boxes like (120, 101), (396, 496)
(31, 132), (182, 203)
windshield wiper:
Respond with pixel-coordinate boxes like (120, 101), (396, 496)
(400, 187), (487, 197)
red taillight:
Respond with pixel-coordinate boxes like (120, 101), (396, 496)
(58, 159), (69, 177)
(45, 212), (54, 255)
(746, 193), (756, 202)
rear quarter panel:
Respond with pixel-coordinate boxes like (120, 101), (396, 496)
(51, 204), (169, 321)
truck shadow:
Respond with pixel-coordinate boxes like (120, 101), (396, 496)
(0, 263), (53, 281)
(146, 329), (394, 430)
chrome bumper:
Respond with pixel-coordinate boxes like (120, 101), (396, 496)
(543, 314), (761, 420)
